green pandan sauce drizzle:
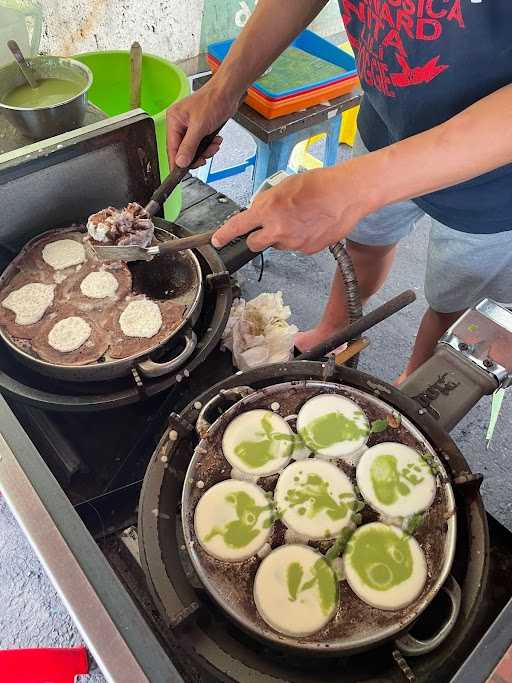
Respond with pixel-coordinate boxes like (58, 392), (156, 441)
(285, 473), (352, 521)
(300, 411), (368, 451)
(370, 454), (425, 505)
(287, 561), (303, 601)
(285, 557), (337, 615)
(233, 414), (292, 469)
(205, 491), (271, 548)
(347, 526), (413, 591)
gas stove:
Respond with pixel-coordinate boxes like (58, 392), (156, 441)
(2, 351), (512, 683)
(2, 113), (512, 683)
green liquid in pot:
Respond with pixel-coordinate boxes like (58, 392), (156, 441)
(4, 78), (82, 108)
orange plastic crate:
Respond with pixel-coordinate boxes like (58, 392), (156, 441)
(207, 56), (359, 120)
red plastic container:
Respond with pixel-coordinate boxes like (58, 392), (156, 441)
(0, 647), (89, 683)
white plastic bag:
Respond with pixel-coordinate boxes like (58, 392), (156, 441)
(222, 292), (298, 371)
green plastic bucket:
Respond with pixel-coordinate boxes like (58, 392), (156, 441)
(73, 50), (189, 221)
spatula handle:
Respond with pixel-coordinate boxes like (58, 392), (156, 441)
(157, 230), (218, 256)
(157, 225), (264, 257)
(145, 127), (225, 216)
(129, 41), (143, 110)
(8, 40), (38, 89)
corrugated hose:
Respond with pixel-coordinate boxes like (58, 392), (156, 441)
(329, 241), (363, 368)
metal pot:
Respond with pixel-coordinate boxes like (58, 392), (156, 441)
(181, 379), (458, 656)
(0, 226), (204, 382)
(0, 56), (92, 139)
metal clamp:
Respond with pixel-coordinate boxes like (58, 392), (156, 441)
(196, 386), (255, 438)
(395, 575), (462, 656)
(441, 336), (510, 386)
(137, 330), (197, 378)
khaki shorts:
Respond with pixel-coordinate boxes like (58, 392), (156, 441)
(349, 133), (512, 313)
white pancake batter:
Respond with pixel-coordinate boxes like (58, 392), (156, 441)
(356, 443), (437, 518)
(194, 479), (272, 561)
(2, 283), (55, 325)
(42, 239), (86, 270)
(275, 460), (355, 540)
(80, 270), (119, 299)
(48, 316), (91, 353)
(344, 523), (427, 610)
(222, 409), (293, 476)
(297, 394), (369, 461)
(254, 544), (338, 636)
(119, 300), (162, 338)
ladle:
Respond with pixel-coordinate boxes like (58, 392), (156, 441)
(7, 39), (38, 89)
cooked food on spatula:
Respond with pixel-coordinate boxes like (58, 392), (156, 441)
(108, 296), (186, 359)
(254, 544), (338, 636)
(297, 394), (369, 462)
(87, 203), (155, 248)
(222, 409), (294, 476)
(356, 443), (437, 518)
(344, 522), (427, 610)
(274, 459), (356, 540)
(32, 307), (110, 365)
(0, 277), (56, 339)
(194, 480), (273, 562)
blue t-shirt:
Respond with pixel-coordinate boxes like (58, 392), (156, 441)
(339, 0), (512, 233)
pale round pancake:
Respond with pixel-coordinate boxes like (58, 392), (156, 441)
(275, 460), (355, 540)
(119, 299), (162, 338)
(344, 523), (427, 610)
(48, 316), (92, 352)
(254, 544), (338, 636)
(356, 443), (436, 518)
(297, 394), (369, 461)
(1, 283), (54, 325)
(80, 270), (119, 299)
(42, 239), (86, 271)
(222, 409), (293, 476)
(194, 480), (272, 561)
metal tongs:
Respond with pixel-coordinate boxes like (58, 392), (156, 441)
(93, 127), (222, 262)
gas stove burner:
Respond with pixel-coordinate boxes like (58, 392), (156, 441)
(0, 232), (232, 410)
(181, 380), (456, 656)
(138, 361), (489, 683)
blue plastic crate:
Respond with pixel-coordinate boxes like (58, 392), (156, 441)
(208, 29), (357, 100)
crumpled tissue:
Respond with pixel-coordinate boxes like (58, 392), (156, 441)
(221, 292), (298, 371)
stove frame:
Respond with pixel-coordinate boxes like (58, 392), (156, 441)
(1, 113), (512, 683)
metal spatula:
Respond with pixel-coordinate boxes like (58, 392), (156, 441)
(94, 228), (218, 262)
(93, 127), (223, 262)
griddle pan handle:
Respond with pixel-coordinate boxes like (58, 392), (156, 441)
(196, 386), (255, 438)
(146, 127), (225, 216)
(137, 330), (197, 378)
(394, 575), (462, 657)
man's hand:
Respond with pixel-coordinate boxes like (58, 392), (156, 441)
(166, 83), (239, 169)
(212, 164), (372, 254)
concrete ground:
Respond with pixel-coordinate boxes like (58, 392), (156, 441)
(0, 119), (510, 681)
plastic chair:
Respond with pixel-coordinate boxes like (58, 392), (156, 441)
(0, 646), (89, 683)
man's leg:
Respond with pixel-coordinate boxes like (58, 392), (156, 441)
(295, 240), (397, 351)
(397, 307), (463, 383)
(399, 219), (512, 382)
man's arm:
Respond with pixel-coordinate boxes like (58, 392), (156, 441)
(212, 84), (512, 254)
(364, 83), (512, 210)
(208, 0), (329, 104)
(167, 0), (328, 168)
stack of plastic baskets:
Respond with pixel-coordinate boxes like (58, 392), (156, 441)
(208, 30), (359, 120)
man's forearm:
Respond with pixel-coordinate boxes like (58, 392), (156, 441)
(354, 84), (512, 215)
(210, 0), (328, 100)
